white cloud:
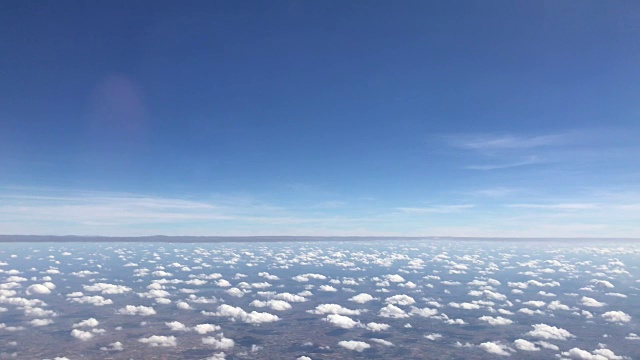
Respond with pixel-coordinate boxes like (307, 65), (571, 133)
(526, 324), (574, 341)
(365, 322), (390, 332)
(117, 305), (156, 316)
(324, 314), (360, 329)
(138, 335), (177, 347)
(26, 284), (51, 295)
(348, 293), (375, 304)
(202, 334), (235, 350)
(100, 341), (124, 351)
(193, 324), (221, 334)
(309, 304), (361, 315)
(385, 294), (415, 306)
(68, 295), (113, 306)
(338, 340), (370, 352)
(73, 318), (99, 328)
(71, 329), (94, 341)
(601, 311), (631, 323)
(165, 321), (189, 331)
(479, 316), (512, 326)
(479, 341), (512, 356)
(513, 339), (539, 351)
(580, 296), (607, 307)
(370, 338), (394, 346)
(30, 318), (54, 326)
(379, 304), (409, 318)
(83, 283), (131, 294)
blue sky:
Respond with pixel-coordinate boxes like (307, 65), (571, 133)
(1, 1), (639, 237)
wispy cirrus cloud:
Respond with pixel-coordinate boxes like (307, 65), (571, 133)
(397, 204), (476, 214)
(465, 156), (543, 170)
(445, 132), (573, 151)
(506, 203), (598, 210)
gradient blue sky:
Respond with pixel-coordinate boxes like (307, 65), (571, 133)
(1, 1), (639, 237)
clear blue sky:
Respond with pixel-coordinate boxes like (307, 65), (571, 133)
(1, 1), (639, 237)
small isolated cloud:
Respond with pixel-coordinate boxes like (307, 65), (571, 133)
(138, 335), (177, 347)
(117, 305), (156, 316)
(365, 322), (390, 332)
(324, 314), (360, 329)
(560, 347), (627, 360)
(479, 341), (512, 356)
(30, 318), (54, 326)
(526, 324), (574, 341)
(385, 294), (415, 306)
(513, 339), (539, 351)
(83, 283), (131, 294)
(202, 334), (235, 350)
(479, 316), (513, 326)
(71, 329), (94, 341)
(349, 293), (375, 304)
(165, 321), (189, 331)
(338, 340), (370, 352)
(370, 338), (394, 346)
(100, 341), (124, 351)
(601, 311), (631, 323)
(379, 304), (409, 318)
(309, 304), (361, 315)
(68, 295), (113, 306)
(425, 333), (442, 341)
(73, 318), (99, 328)
(580, 296), (607, 307)
(193, 324), (221, 334)
(26, 284), (51, 295)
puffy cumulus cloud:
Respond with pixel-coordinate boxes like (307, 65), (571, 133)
(225, 288), (244, 297)
(581, 297), (607, 307)
(292, 273), (327, 282)
(410, 307), (438, 318)
(100, 341), (124, 351)
(138, 335), (177, 347)
(385, 294), (415, 306)
(83, 283), (131, 294)
(176, 301), (192, 310)
(204, 353), (227, 360)
(365, 322), (390, 332)
(73, 318), (99, 328)
(208, 304), (279, 324)
(296, 357), (312, 360)
(379, 304), (409, 318)
(272, 292), (307, 303)
(318, 285), (338, 292)
(165, 321), (189, 331)
(425, 333), (443, 341)
(479, 341), (512, 356)
(117, 305), (156, 316)
(258, 272), (279, 280)
(338, 340), (370, 352)
(193, 324), (221, 334)
(449, 302), (480, 310)
(601, 311), (631, 323)
(513, 339), (539, 351)
(324, 314), (360, 329)
(309, 304), (361, 316)
(71, 329), (94, 341)
(384, 274), (405, 283)
(68, 295), (113, 306)
(591, 279), (615, 288)
(30, 318), (54, 326)
(370, 338), (394, 346)
(26, 284), (51, 295)
(526, 324), (574, 341)
(249, 299), (292, 311)
(202, 334), (235, 350)
(479, 316), (513, 326)
(625, 333), (640, 340)
(349, 293), (375, 304)
(522, 300), (546, 308)
(559, 347), (627, 360)
(215, 279), (232, 287)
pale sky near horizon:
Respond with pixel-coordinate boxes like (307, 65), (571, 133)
(1, 1), (639, 237)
